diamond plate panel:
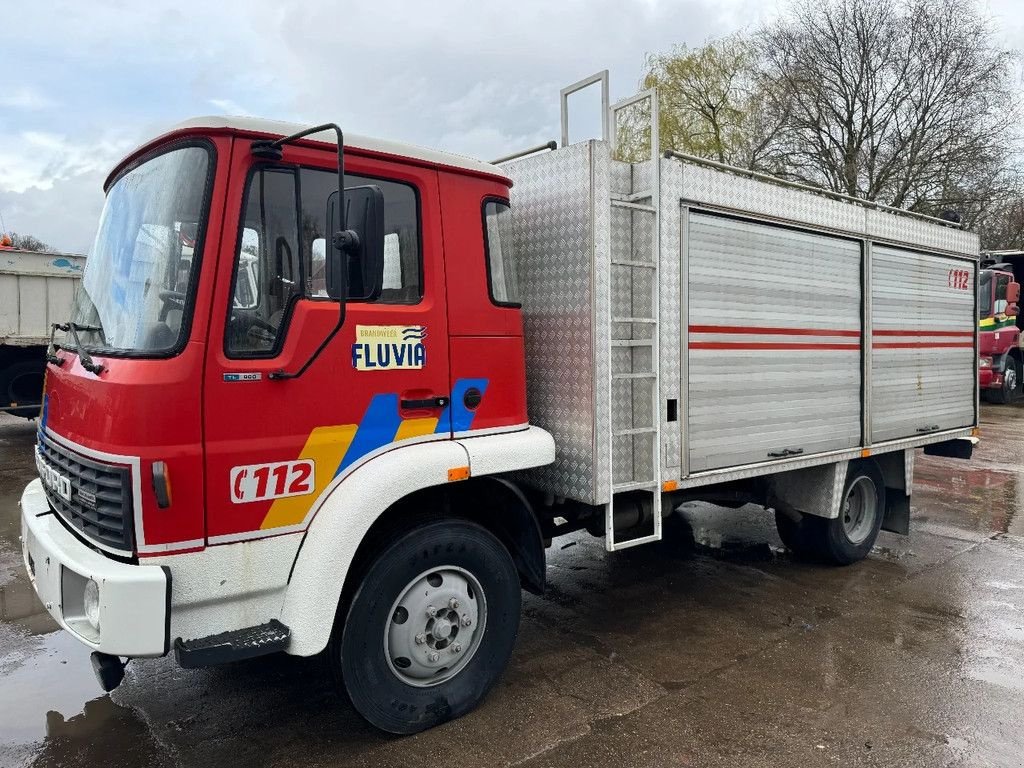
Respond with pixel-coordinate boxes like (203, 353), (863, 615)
(681, 164), (863, 232)
(592, 143), (613, 502)
(767, 461), (848, 519)
(502, 141), (602, 504)
(659, 159), (683, 473)
(867, 208), (978, 256)
(679, 161), (978, 257)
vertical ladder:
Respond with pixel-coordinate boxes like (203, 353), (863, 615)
(606, 89), (662, 551)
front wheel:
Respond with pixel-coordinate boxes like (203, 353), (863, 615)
(989, 356), (1020, 404)
(332, 519), (521, 734)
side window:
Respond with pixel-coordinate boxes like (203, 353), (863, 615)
(996, 273), (1011, 315)
(482, 200), (520, 307)
(297, 168), (421, 304)
(226, 168), (300, 356)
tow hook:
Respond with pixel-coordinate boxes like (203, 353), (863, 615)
(90, 652), (127, 692)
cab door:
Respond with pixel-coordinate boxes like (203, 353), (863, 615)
(202, 139), (450, 542)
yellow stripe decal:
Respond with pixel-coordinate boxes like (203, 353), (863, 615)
(394, 416), (440, 441)
(260, 424), (357, 530)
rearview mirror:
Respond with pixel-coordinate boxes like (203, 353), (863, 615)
(326, 185), (385, 301)
(1008, 281), (1020, 305)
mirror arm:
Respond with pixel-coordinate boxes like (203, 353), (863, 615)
(255, 123), (355, 381)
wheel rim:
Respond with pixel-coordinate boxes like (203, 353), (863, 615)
(841, 476), (878, 545)
(1006, 366), (1018, 394)
(384, 565), (487, 687)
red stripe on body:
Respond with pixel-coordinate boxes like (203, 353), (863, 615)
(689, 325), (860, 337)
(690, 342), (860, 351)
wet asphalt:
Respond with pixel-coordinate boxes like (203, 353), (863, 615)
(1, 409), (1023, 768)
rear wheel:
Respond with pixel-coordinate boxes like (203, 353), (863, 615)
(774, 510), (817, 557)
(0, 359), (45, 418)
(809, 461), (885, 565)
(332, 519), (521, 734)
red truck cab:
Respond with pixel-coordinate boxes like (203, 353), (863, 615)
(22, 118), (554, 733)
(978, 265), (1022, 402)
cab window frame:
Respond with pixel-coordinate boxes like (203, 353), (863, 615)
(481, 196), (521, 308)
(223, 160), (424, 360)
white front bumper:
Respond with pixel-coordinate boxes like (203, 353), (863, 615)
(20, 479), (169, 657)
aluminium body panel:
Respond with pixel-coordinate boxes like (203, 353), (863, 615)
(505, 141), (612, 505)
(870, 246), (976, 443)
(505, 139), (977, 509)
(685, 213), (863, 471)
(0, 250), (85, 346)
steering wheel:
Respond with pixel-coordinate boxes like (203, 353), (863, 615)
(158, 290), (186, 321)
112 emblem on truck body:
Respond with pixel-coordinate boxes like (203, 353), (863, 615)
(230, 460), (315, 504)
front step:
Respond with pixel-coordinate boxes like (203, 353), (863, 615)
(174, 619), (290, 668)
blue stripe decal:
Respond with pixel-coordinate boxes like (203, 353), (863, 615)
(335, 393), (402, 476)
(444, 378), (489, 433)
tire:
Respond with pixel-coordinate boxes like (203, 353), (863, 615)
(0, 358), (45, 418)
(774, 509), (817, 557)
(806, 460), (886, 565)
(332, 519), (521, 734)
(990, 356), (1020, 404)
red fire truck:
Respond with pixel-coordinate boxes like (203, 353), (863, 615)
(978, 254), (1023, 403)
(21, 75), (978, 733)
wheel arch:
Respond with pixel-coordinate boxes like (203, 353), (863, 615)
(280, 430), (552, 657)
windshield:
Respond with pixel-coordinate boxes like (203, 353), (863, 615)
(69, 144), (212, 354)
(979, 270), (993, 319)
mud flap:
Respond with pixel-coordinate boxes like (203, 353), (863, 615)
(881, 490), (910, 535)
(922, 438), (975, 460)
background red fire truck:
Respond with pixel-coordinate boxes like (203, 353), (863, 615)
(20, 74), (978, 733)
(978, 252), (1024, 403)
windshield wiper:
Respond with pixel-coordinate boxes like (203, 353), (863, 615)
(55, 322), (106, 375)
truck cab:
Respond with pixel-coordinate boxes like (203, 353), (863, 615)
(978, 256), (1023, 402)
(22, 118), (555, 733)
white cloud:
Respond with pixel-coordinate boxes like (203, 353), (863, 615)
(208, 98), (250, 116)
(0, 130), (134, 194)
(0, 0), (1014, 251)
(0, 86), (56, 111)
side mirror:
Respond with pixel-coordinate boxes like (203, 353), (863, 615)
(1008, 281), (1020, 305)
(326, 185), (385, 301)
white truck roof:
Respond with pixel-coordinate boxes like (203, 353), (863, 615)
(122, 116), (509, 181)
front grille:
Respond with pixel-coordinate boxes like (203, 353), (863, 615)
(37, 433), (134, 554)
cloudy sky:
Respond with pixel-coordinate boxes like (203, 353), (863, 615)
(2, 0), (1022, 254)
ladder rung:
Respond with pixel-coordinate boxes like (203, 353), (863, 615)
(611, 339), (653, 347)
(611, 259), (656, 268)
(609, 532), (662, 551)
(611, 200), (656, 213)
(613, 372), (656, 380)
(612, 480), (658, 492)
(614, 428), (657, 437)
(613, 317), (656, 324)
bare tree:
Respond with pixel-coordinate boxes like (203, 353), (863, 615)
(4, 232), (56, 252)
(757, 0), (1019, 216)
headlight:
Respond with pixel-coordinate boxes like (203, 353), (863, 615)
(83, 579), (100, 631)
(980, 356), (993, 368)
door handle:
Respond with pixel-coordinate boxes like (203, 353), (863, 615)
(400, 396), (449, 410)
(767, 447), (805, 459)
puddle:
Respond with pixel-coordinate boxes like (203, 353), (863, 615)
(0, 629), (105, 746)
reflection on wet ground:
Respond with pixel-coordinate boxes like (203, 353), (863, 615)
(2, 406), (1024, 767)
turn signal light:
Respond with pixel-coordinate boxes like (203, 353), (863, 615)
(152, 461), (172, 508)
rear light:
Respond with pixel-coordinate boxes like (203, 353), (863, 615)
(980, 356), (993, 368)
